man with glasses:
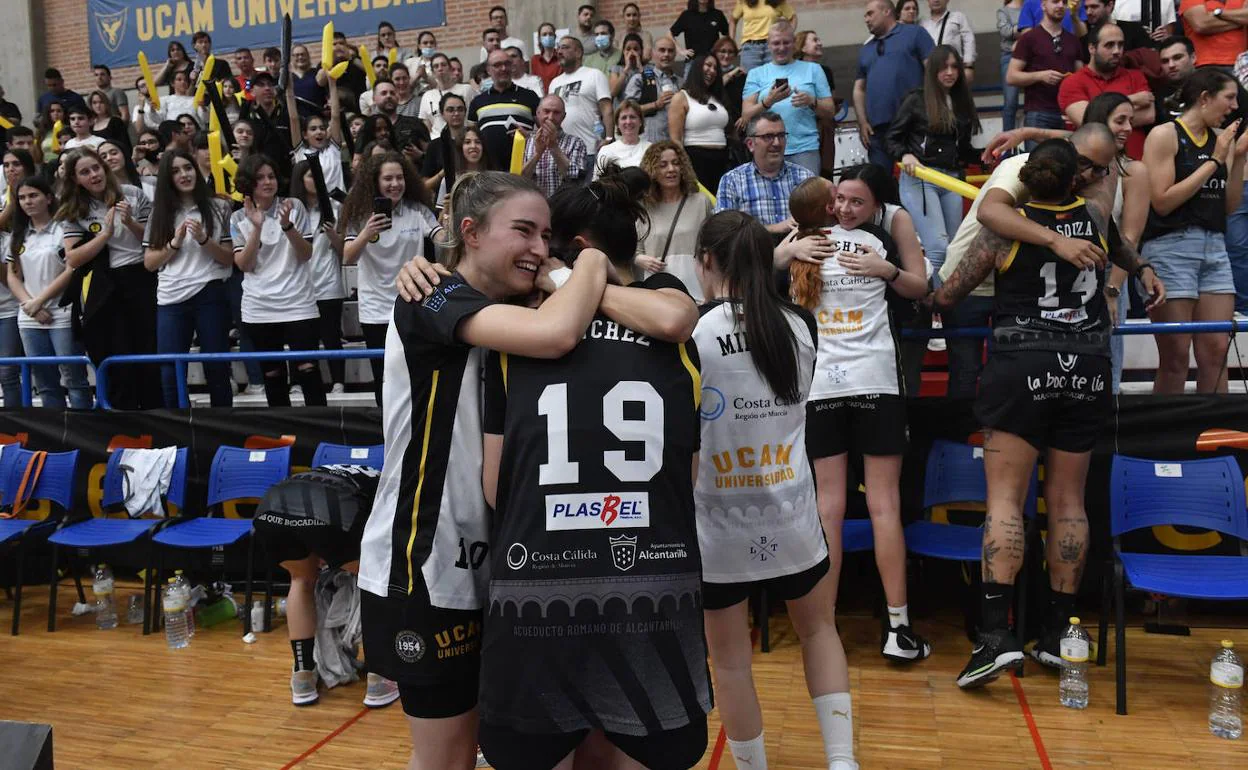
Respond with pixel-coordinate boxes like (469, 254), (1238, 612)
(854, 0), (934, 170)
(468, 49), (541, 171)
(715, 112), (814, 234)
(1008, 0), (1084, 150)
(624, 36), (683, 142)
(1058, 24), (1154, 159)
(480, 6), (527, 62)
(743, 22), (834, 176)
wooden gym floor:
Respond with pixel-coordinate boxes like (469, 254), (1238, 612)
(2, 581), (1248, 769)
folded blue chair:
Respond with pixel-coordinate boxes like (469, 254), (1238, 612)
(1100, 454), (1248, 715)
(311, 442), (384, 470)
(151, 445), (291, 635)
(0, 448), (80, 635)
(47, 448), (188, 634)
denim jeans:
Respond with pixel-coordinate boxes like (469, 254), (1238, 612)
(868, 123), (894, 171)
(899, 169), (965, 274)
(0, 316), (22, 407)
(1023, 110), (1066, 151)
(787, 149), (821, 176)
(1000, 53), (1021, 132)
(740, 40), (769, 71)
(1109, 288), (1129, 394)
(945, 294), (995, 399)
(18, 326), (92, 409)
(1225, 180), (1248, 314)
(157, 280), (233, 407)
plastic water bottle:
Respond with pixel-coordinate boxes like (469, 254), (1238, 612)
(172, 571), (194, 637)
(251, 600), (266, 632)
(162, 579), (190, 650)
(92, 564), (118, 630)
(1210, 640), (1244, 739)
(1059, 616), (1090, 709)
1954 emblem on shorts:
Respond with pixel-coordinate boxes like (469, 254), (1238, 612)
(609, 534), (638, 572)
(394, 630), (426, 663)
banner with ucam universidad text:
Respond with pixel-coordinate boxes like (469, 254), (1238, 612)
(87, 0), (447, 70)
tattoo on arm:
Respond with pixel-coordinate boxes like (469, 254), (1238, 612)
(933, 229), (1008, 311)
(1109, 236), (1144, 274)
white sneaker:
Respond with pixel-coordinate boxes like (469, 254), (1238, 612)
(289, 384), (303, 396)
(362, 672), (400, 708)
(242, 384), (264, 396)
(330, 383), (345, 394)
(291, 669), (319, 706)
(830, 760), (859, 770)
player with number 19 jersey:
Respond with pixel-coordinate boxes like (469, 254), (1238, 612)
(479, 273), (711, 765)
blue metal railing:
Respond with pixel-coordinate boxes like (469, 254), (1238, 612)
(0, 355), (95, 408)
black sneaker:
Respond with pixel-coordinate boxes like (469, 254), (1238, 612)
(956, 629), (1025, 689)
(881, 623), (933, 663)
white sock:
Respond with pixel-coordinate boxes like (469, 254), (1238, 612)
(886, 604), (909, 629)
(813, 692), (855, 766)
(727, 732), (767, 770)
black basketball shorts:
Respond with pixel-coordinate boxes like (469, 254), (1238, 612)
(974, 350), (1110, 453)
(806, 394), (909, 458)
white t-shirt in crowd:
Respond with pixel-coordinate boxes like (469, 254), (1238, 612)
(515, 74), (546, 98)
(64, 135), (106, 152)
(345, 200), (440, 325)
(145, 94), (205, 128)
(230, 197), (319, 324)
(682, 97), (728, 147)
(418, 83), (479, 135)
(143, 199), (234, 306)
(307, 200), (346, 302)
(549, 66), (611, 152)
(7, 221), (73, 329)
(62, 184), (152, 269)
(0, 233), (20, 320)
(295, 139), (345, 194)
(593, 138), (652, 179)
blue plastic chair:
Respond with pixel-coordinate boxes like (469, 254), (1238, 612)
(843, 519), (875, 554)
(47, 448), (188, 634)
(0, 449), (80, 635)
(1101, 454), (1248, 716)
(152, 445), (291, 635)
(311, 442), (384, 470)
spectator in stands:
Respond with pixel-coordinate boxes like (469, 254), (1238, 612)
(62, 105), (104, 154)
(370, 79), (430, 162)
(238, 72), (293, 181)
(36, 68), (86, 116)
(481, 28), (504, 66)
(6, 127), (34, 159)
(625, 36), (684, 142)
(671, 55), (731, 191)
(419, 56), (477, 135)
(1080, 0), (1151, 50)
(593, 100), (651, 179)
(1112, 0), (1177, 43)
(286, 75), (345, 195)
(1178, 0), (1248, 69)
(618, 4), (653, 61)
(484, 6), (526, 60)
(521, 95), (588, 197)
(731, 0), (798, 71)
(1, 147), (34, 218)
(0, 86), (21, 143)
(636, 141), (714, 298)
(673, 0), (730, 60)
(142, 150), (234, 407)
(887, 44), (979, 276)
(389, 64), (422, 119)
(896, 0), (920, 23)
(550, 37), (613, 176)
(140, 70), (204, 131)
(289, 45), (329, 119)
(610, 34), (645, 100)
(59, 148), (162, 409)
(219, 77), (243, 124)
(469, 50), (541, 171)
(133, 128), (162, 177)
(1007, 0), (1083, 148)
(262, 47), (282, 76)
(1018, 0), (1087, 34)
(191, 31), (233, 82)
(1156, 35), (1248, 127)
(358, 56), (390, 116)
(341, 151), (438, 403)
(921, 0), (976, 81)
(96, 140), (142, 192)
(234, 48), (258, 100)
(1142, 69), (1248, 394)
(434, 127), (489, 206)
(716, 111), (813, 231)
(574, 4), (599, 50)
(155, 41), (195, 87)
(87, 91), (129, 153)
(6, 175), (91, 408)
(1058, 23), (1154, 160)
(999, 0), (1025, 131)
(331, 33), (370, 114)
(795, 30), (838, 178)
(288, 159), (346, 395)
(375, 21), (414, 63)
(422, 92), (469, 189)
(509, 47), (546, 97)
(586, 20), (624, 75)
(744, 22), (834, 176)
(855, 0), (935, 169)
(405, 31), (440, 90)
(532, 23), (563, 90)
(230, 153), (325, 407)
(91, 65), (130, 124)
(714, 37), (747, 139)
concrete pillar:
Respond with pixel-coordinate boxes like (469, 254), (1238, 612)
(0, 0), (44, 123)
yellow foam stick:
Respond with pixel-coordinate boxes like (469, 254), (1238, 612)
(908, 164), (981, 201)
(230, 190), (244, 202)
(208, 130), (227, 195)
(138, 52), (160, 110)
(358, 45), (376, 88)
(0, 116), (13, 130)
(198, 55), (216, 87)
(208, 82), (222, 133)
(509, 130), (526, 174)
(193, 78), (207, 107)
(388, 47), (397, 67)
(321, 22), (335, 71)
(698, 182), (716, 206)
(50, 120), (63, 152)
(328, 61), (350, 80)
(965, 173), (990, 184)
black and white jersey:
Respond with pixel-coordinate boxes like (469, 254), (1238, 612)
(357, 273), (497, 609)
(692, 301), (828, 583)
(480, 273), (711, 736)
(1144, 118), (1228, 239)
(994, 197), (1111, 357)
(255, 464), (381, 535)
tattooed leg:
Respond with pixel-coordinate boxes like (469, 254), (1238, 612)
(1044, 447), (1093, 594)
(981, 429), (1040, 585)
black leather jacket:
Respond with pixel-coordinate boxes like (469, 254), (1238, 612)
(884, 87), (978, 171)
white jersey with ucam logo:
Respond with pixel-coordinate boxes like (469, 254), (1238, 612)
(692, 301), (828, 584)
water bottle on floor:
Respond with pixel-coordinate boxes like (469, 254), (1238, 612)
(163, 579), (190, 650)
(251, 600), (266, 632)
(172, 571), (194, 637)
(92, 564), (118, 630)
(1059, 617), (1090, 709)
(1210, 640), (1244, 739)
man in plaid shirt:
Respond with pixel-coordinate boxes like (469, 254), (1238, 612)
(715, 112), (815, 233)
(522, 94), (588, 197)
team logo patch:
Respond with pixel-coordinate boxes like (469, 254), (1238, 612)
(88, 222), (103, 234)
(506, 542), (528, 570)
(546, 491), (649, 530)
(609, 534), (638, 572)
(93, 8), (127, 52)
(700, 386), (725, 420)
(394, 630), (426, 663)
(1057, 353), (1079, 373)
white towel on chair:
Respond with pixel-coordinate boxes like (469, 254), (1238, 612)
(119, 447), (177, 517)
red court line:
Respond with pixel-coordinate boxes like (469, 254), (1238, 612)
(1010, 672), (1053, 770)
(280, 707), (371, 770)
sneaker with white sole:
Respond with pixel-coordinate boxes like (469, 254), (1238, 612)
(330, 383), (345, 394)
(881, 623), (933, 663)
(291, 669), (319, 706)
(362, 672), (400, 708)
(242, 384), (265, 396)
(956, 629), (1025, 689)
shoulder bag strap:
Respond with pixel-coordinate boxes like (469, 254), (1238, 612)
(3, 451), (47, 519)
(659, 194), (690, 262)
